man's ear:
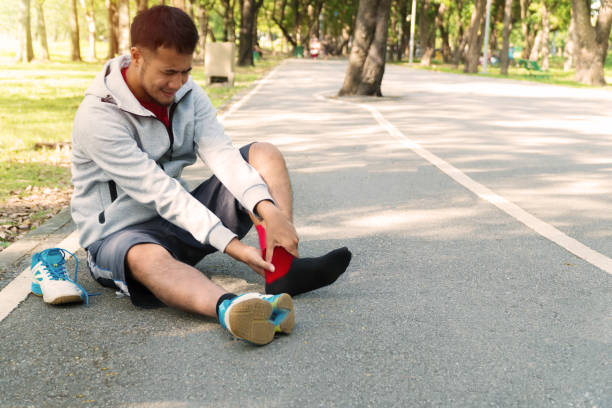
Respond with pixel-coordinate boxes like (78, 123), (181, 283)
(130, 47), (143, 67)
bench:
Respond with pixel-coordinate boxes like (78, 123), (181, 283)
(517, 59), (549, 78)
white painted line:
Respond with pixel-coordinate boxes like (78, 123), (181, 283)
(316, 92), (612, 276)
(0, 230), (81, 322)
(0, 61), (286, 323)
(218, 60), (286, 122)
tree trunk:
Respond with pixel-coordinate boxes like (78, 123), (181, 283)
(80, 0), (97, 61)
(118, 0), (130, 54)
(69, 0), (81, 61)
(238, 0), (257, 66)
(418, 0), (436, 66)
(221, 0), (236, 42)
(500, 0), (512, 75)
(571, 0), (612, 86)
(398, 0), (408, 60)
(464, 0), (487, 73)
(107, 0), (119, 58)
(271, 0), (298, 50)
(520, 0), (534, 58)
(452, 0), (466, 67)
(563, 11), (576, 72)
(540, 2), (550, 70)
(197, 2), (210, 64)
(436, 3), (451, 63)
(137, 0), (148, 13)
(339, 0), (392, 97)
(18, 0), (35, 62)
(34, 0), (49, 61)
(529, 29), (542, 61)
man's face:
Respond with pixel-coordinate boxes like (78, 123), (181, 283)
(132, 45), (193, 106)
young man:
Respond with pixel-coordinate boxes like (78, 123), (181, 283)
(64, 6), (351, 345)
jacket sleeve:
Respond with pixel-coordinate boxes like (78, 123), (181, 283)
(192, 85), (274, 215)
(73, 103), (237, 252)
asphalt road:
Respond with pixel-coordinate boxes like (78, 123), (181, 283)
(1, 59), (610, 407)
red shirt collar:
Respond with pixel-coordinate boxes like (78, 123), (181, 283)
(121, 66), (169, 128)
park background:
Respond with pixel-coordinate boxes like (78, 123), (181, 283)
(1, 0), (611, 250)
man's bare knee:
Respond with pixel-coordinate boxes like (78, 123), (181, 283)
(126, 243), (173, 276)
(248, 142), (286, 169)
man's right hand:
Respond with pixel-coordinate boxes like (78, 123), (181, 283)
(224, 238), (274, 278)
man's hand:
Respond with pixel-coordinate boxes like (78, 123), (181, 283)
(224, 238), (274, 277)
(255, 200), (299, 263)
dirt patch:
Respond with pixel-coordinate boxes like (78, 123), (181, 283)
(0, 186), (73, 252)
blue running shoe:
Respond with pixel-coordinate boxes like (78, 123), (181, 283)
(30, 248), (92, 306)
(218, 293), (294, 345)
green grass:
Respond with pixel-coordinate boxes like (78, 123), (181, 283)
(395, 54), (612, 89)
(0, 52), (286, 202)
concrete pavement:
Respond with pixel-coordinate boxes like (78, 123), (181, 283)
(1, 59), (610, 407)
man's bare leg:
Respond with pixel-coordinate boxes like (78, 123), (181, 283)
(246, 142), (352, 297)
(126, 243), (225, 317)
(248, 142), (293, 222)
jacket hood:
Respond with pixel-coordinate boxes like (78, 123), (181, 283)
(84, 55), (194, 116)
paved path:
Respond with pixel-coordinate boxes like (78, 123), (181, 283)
(1, 60), (610, 407)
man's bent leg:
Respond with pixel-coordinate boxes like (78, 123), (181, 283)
(126, 243), (226, 317)
(246, 142), (352, 296)
(248, 142), (293, 222)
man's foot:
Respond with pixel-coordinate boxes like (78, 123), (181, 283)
(256, 225), (352, 296)
(30, 248), (85, 305)
(217, 293), (294, 345)
(265, 247), (352, 297)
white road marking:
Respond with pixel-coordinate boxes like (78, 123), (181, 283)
(316, 91), (612, 276)
(0, 63), (285, 323)
(0, 231), (80, 322)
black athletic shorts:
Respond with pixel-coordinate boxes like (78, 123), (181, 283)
(86, 143), (255, 308)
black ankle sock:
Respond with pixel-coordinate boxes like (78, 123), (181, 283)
(265, 247), (352, 296)
(216, 293), (238, 319)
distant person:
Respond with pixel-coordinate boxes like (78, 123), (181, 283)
(34, 6), (353, 346)
(309, 36), (321, 59)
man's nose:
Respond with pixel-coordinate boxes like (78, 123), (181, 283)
(169, 73), (186, 90)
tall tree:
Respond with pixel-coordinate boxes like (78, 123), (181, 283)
(571, 0), (612, 85)
(418, 0), (437, 66)
(69, 0), (81, 61)
(563, 9), (576, 71)
(219, 0), (237, 42)
(451, 0), (468, 67)
(34, 0), (49, 61)
(464, 0), (487, 73)
(118, 0), (130, 54)
(519, 0), (535, 58)
(540, 1), (550, 69)
(196, 0), (215, 64)
(339, 0), (392, 96)
(107, 0), (119, 58)
(238, 0), (263, 65)
(80, 0), (97, 61)
(17, 0), (34, 62)
(137, 0), (149, 13)
(271, 0), (299, 50)
(500, 0), (513, 75)
(397, 0), (409, 60)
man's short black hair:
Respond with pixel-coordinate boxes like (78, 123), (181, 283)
(131, 6), (199, 54)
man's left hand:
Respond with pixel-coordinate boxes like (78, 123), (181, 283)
(255, 200), (299, 263)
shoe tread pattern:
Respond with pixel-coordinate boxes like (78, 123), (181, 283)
(228, 298), (275, 345)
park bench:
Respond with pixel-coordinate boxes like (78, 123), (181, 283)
(517, 58), (549, 78)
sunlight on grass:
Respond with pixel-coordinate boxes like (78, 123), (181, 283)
(0, 52), (286, 202)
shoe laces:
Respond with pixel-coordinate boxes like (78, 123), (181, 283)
(39, 248), (99, 307)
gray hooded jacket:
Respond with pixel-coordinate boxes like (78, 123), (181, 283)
(71, 55), (273, 251)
